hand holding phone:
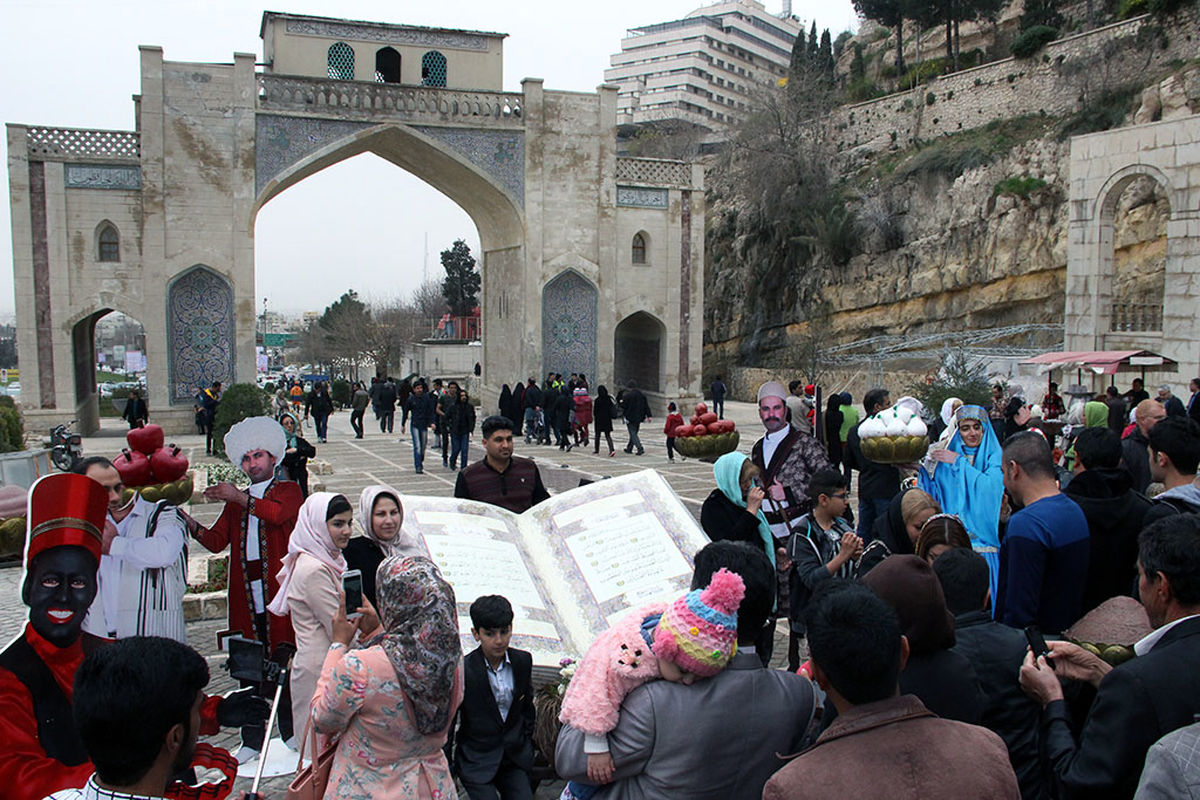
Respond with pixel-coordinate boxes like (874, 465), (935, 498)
(342, 569), (363, 620)
(1024, 625), (1052, 667)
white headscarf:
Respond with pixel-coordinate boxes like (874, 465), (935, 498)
(267, 492), (348, 616)
(940, 397), (963, 428)
(357, 485), (423, 558)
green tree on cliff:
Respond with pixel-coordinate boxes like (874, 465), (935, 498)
(440, 239), (480, 317)
(853, 0), (909, 71)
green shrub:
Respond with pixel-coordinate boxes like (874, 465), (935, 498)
(900, 57), (949, 87)
(1120, 0), (1150, 16)
(210, 383), (267, 458)
(1010, 26), (1059, 58)
(0, 406), (23, 452)
(993, 176), (1048, 198)
(330, 378), (351, 407)
(1056, 89), (1137, 140)
(926, 91), (937, 106)
(847, 78), (883, 102)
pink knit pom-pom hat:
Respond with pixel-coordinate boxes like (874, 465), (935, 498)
(651, 567), (745, 677)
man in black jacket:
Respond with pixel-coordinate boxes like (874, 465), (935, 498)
(621, 380), (651, 456)
(452, 595), (534, 800)
(1063, 427), (1151, 613)
(936, 548), (1045, 800)
(1020, 514), (1200, 799)
(1121, 399), (1166, 493)
(845, 388), (900, 543)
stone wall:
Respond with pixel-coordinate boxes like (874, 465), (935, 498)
(830, 10), (1200, 161)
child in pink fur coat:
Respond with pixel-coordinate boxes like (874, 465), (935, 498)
(557, 568), (745, 799)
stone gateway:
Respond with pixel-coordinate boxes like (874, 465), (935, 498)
(8, 12), (704, 434)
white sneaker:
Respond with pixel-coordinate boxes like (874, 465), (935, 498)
(235, 746), (260, 765)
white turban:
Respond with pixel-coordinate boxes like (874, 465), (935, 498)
(224, 416), (287, 466)
(756, 381), (788, 403)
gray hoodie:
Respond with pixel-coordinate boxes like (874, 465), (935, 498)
(1143, 481), (1200, 529)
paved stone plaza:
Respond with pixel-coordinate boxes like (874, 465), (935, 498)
(0, 400), (795, 798)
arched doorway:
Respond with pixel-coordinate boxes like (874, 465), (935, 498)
(1100, 173), (1169, 336)
(70, 310), (149, 432)
(614, 312), (665, 393)
(252, 122), (524, 406)
(254, 152), (480, 381)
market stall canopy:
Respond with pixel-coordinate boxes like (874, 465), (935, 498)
(1021, 350), (1179, 375)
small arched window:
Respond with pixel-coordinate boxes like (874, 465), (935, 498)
(98, 223), (119, 262)
(421, 51), (447, 87)
(327, 42), (355, 80)
(631, 232), (647, 265)
(375, 47), (401, 83)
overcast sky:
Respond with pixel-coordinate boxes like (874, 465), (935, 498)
(1, 0), (857, 317)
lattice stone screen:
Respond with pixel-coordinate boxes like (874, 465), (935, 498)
(422, 51), (447, 87)
(327, 42), (355, 80)
(26, 128), (140, 160)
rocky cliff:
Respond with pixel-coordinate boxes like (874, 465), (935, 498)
(703, 58), (1192, 388)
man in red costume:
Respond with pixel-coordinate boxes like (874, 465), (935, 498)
(0, 473), (266, 800)
(181, 415), (302, 759)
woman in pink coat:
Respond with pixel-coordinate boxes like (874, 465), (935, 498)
(312, 555), (463, 799)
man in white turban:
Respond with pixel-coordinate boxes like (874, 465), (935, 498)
(179, 416), (304, 760)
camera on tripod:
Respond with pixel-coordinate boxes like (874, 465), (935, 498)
(223, 636), (284, 685)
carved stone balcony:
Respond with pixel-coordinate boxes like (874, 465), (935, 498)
(1110, 302), (1163, 332)
(257, 74), (525, 129)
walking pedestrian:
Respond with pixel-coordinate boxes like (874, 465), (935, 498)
(593, 385), (617, 457)
(449, 388), (477, 470)
(121, 388), (148, 429)
(376, 376), (397, 434)
(664, 401), (685, 463)
(405, 380), (436, 474)
(305, 380), (334, 443)
(350, 380), (369, 439)
(622, 380), (651, 456)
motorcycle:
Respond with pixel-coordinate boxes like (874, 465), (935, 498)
(47, 420), (82, 472)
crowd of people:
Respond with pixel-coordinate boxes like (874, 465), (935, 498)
(2, 372), (1199, 800)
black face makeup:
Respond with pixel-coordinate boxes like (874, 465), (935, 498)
(25, 546), (98, 648)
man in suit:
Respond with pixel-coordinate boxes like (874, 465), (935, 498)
(452, 595), (534, 800)
(1020, 513), (1200, 799)
(555, 541), (816, 799)
(1187, 377), (1200, 425)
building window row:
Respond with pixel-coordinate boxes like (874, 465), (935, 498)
(325, 42), (448, 87)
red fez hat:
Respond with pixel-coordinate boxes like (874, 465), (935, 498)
(24, 473), (108, 565)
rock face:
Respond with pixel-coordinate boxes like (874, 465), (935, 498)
(704, 121), (1171, 381)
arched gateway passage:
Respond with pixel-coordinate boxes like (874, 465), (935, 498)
(10, 12), (704, 433)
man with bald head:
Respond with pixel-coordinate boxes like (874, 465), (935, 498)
(1123, 399), (1167, 493)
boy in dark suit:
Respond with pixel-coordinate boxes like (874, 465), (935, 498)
(452, 595), (536, 800)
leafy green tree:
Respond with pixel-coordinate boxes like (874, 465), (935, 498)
(211, 384), (267, 457)
(440, 239), (480, 316)
(819, 29), (834, 78)
(807, 21), (819, 61)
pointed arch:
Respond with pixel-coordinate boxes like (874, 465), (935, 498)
(542, 269), (598, 383)
(327, 42), (355, 80)
(422, 51), (447, 87)
(631, 231), (648, 265)
(375, 47), (401, 83)
(166, 265), (235, 405)
(96, 220), (120, 262)
(614, 311), (665, 393)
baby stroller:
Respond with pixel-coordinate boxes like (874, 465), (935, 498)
(526, 409), (546, 445)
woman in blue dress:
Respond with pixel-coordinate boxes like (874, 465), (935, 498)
(918, 404), (1005, 606)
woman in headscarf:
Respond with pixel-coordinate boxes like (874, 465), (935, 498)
(510, 380), (525, 436)
(345, 486), (423, 608)
(498, 383), (512, 419)
(859, 487), (941, 575)
(312, 556), (463, 799)
(592, 385), (617, 456)
(918, 404), (1005, 606)
(268, 492), (353, 739)
(862, 555), (985, 724)
(823, 394), (844, 466)
(700, 452), (773, 563)
(277, 411), (316, 497)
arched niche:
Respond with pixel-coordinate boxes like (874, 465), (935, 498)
(542, 270), (598, 384)
(166, 266), (235, 405)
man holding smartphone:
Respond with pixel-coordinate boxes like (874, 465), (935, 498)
(180, 416), (303, 760)
(1019, 514), (1200, 798)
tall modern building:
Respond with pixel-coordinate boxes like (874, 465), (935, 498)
(605, 0), (801, 134)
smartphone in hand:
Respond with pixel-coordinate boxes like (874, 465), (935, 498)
(1024, 625), (1052, 666)
(342, 569), (363, 620)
